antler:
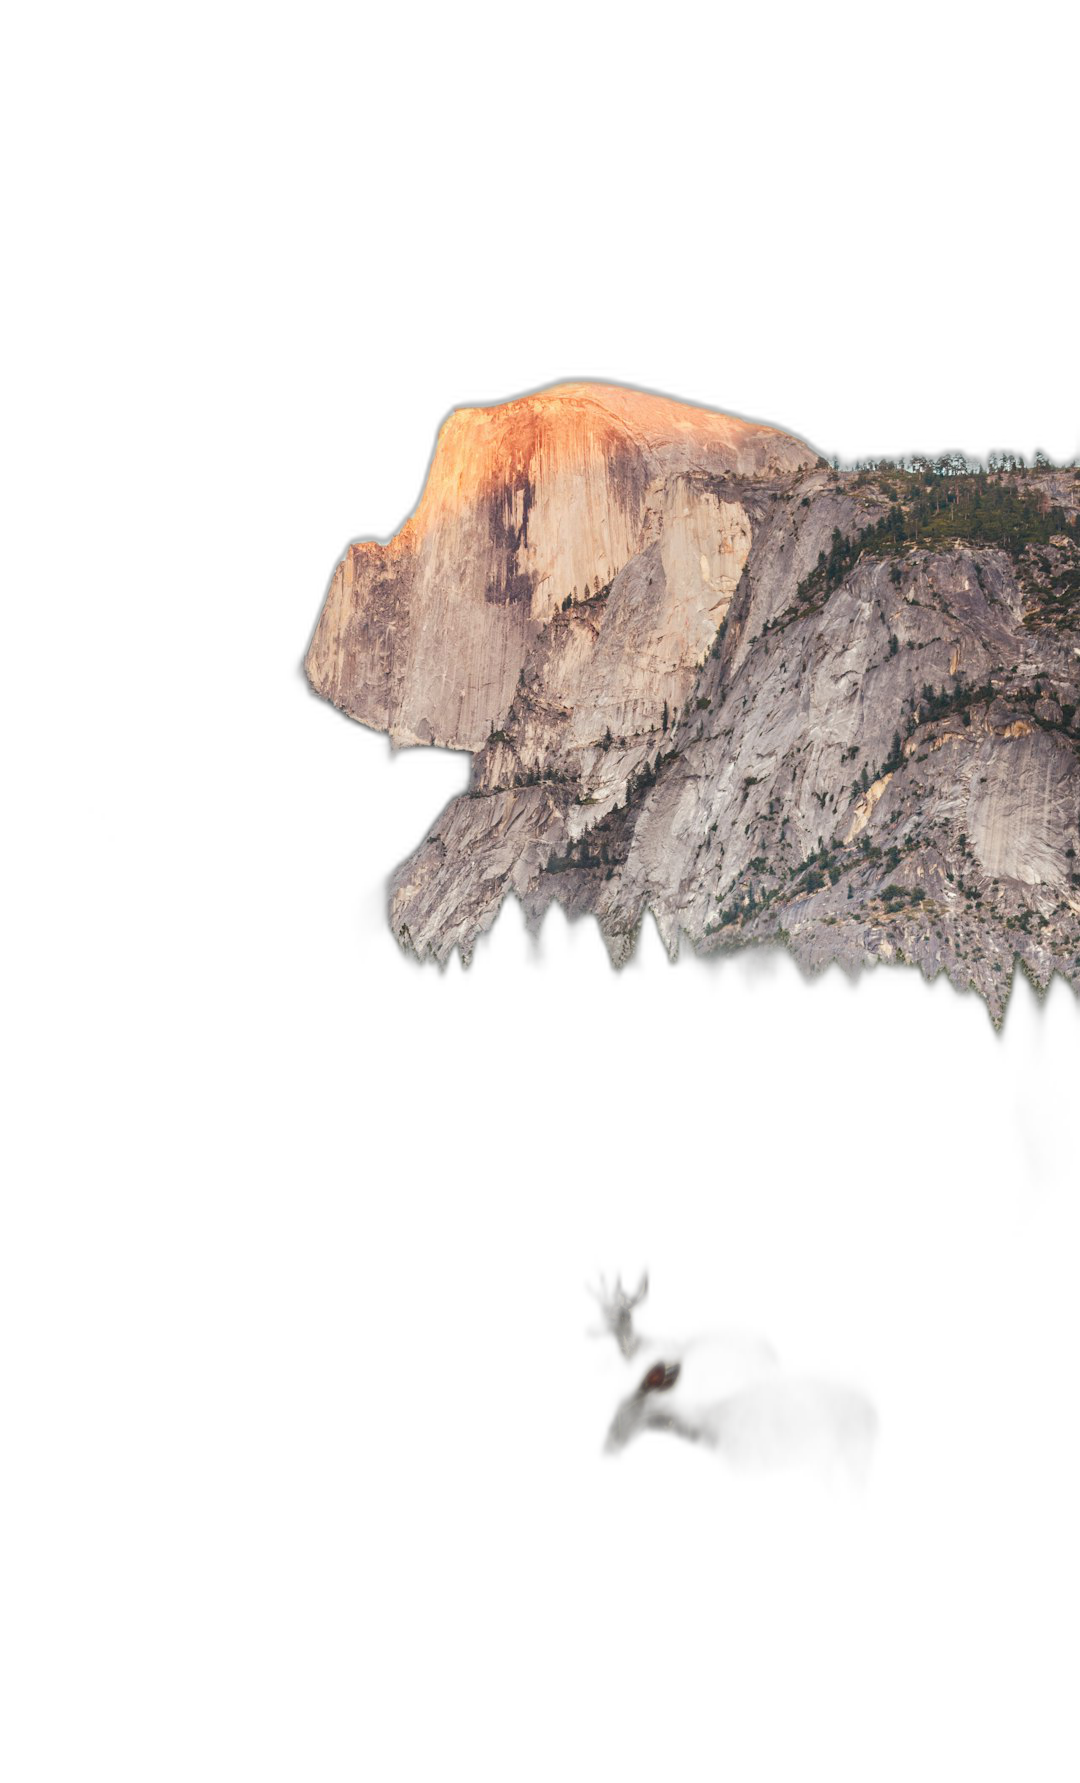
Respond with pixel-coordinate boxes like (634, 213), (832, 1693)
(588, 1269), (613, 1312)
(627, 1269), (652, 1312)
(588, 1269), (648, 1312)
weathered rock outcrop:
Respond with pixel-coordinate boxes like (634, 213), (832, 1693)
(306, 383), (1080, 1022)
(306, 384), (813, 749)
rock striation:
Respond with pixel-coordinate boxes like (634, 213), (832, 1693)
(306, 383), (1080, 1022)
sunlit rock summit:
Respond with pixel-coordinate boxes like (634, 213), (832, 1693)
(306, 382), (1080, 1021)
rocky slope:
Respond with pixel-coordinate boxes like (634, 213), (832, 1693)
(306, 383), (1080, 1022)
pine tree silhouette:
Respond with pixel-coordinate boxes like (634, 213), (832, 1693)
(538, 898), (577, 984)
(570, 912), (613, 984)
(1047, 977), (1080, 1055)
(1005, 948), (1047, 1055)
(627, 905), (670, 977)
(470, 887), (534, 977)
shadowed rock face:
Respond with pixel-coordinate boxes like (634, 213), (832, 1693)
(306, 383), (1080, 1023)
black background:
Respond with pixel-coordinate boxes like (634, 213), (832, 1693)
(258, 274), (1076, 1618)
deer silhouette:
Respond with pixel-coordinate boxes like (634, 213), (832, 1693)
(588, 1269), (784, 1390)
(606, 1357), (878, 1475)
(590, 1273), (876, 1478)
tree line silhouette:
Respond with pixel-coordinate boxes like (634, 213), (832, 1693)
(388, 884), (1076, 1027)
(360, 887), (1076, 1126)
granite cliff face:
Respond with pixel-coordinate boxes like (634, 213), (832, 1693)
(306, 384), (813, 749)
(306, 384), (1080, 1022)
